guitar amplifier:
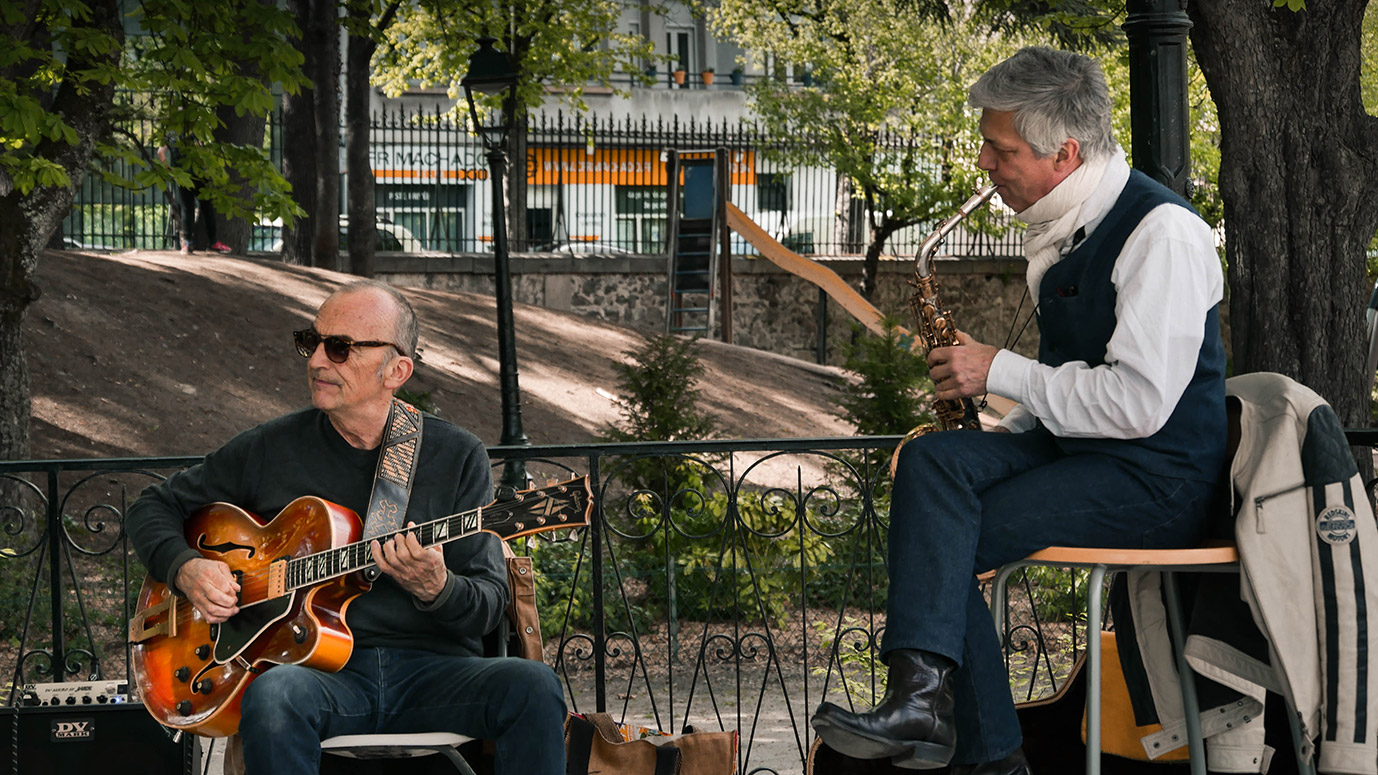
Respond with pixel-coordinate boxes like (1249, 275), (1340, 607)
(0, 702), (200, 775)
(17, 680), (129, 707)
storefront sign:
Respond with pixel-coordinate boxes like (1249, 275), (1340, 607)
(526, 147), (756, 186)
(369, 144), (488, 180)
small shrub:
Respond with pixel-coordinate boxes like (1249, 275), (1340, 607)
(601, 334), (719, 493)
(835, 317), (933, 438)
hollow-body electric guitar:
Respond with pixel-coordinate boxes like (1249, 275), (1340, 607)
(128, 476), (591, 737)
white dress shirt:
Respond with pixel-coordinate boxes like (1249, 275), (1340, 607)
(986, 167), (1223, 439)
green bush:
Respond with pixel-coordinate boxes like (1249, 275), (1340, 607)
(835, 317), (933, 437)
(833, 318), (934, 475)
(601, 333), (717, 447)
(1020, 566), (1090, 623)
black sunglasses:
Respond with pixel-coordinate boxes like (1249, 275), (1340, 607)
(293, 328), (407, 364)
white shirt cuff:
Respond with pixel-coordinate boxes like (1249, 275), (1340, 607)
(987, 349), (1033, 404)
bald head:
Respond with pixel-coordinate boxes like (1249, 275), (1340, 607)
(326, 280), (419, 359)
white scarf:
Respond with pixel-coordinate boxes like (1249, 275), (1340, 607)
(1017, 146), (1129, 300)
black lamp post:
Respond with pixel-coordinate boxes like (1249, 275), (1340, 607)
(462, 37), (529, 492)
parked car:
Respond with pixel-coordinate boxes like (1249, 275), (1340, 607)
(339, 216), (424, 253)
(543, 239), (635, 256)
(250, 217), (423, 253)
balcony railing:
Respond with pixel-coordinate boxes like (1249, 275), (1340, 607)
(5, 433), (1375, 774)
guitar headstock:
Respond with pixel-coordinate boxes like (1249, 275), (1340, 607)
(485, 476), (592, 542)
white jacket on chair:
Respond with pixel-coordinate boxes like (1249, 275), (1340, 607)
(1122, 372), (1378, 774)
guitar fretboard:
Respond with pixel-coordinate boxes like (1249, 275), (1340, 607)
(286, 507), (488, 590)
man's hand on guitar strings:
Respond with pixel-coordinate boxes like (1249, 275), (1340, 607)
(176, 557), (241, 623)
(372, 522), (448, 604)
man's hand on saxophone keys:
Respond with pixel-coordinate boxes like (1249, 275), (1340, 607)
(928, 330), (1000, 401)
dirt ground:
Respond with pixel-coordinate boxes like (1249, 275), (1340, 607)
(26, 248), (857, 460)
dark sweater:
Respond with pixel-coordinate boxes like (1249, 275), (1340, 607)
(126, 407), (504, 658)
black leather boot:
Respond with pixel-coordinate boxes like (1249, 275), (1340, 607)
(810, 649), (956, 769)
(948, 748), (1032, 775)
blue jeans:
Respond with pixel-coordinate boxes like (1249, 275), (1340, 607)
(881, 428), (1219, 765)
(239, 647), (567, 775)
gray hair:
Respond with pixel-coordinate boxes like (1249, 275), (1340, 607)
(334, 279), (419, 358)
(968, 46), (1116, 162)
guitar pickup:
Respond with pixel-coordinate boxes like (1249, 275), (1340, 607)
(129, 594), (177, 643)
(267, 557), (288, 599)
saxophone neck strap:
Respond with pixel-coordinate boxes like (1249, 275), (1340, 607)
(361, 398), (424, 543)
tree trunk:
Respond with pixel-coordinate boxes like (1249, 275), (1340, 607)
(215, 107), (267, 254)
(862, 219), (906, 303)
(0, 0), (120, 460)
(211, 7), (271, 255)
(312, 0), (341, 271)
(833, 177), (866, 254)
(1188, 0), (1378, 427)
(281, 0), (319, 266)
(508, 113), (530, 251)
(345, 12), (377, 277)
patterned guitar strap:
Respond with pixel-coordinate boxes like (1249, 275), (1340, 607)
(360, 397), (424, 582)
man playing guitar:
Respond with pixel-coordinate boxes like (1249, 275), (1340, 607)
(127, 280), (567, 775)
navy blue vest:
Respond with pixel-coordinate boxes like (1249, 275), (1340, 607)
(1035, 170), (1226, 482)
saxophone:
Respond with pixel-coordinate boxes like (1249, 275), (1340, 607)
(892, 184), (999, 474)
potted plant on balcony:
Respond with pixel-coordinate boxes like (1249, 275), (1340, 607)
(730, 66), (744, 86)
(672, 68), (687, 86)
(701, 67), (715, 86)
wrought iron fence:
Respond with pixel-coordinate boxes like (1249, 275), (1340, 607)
(0, 437), (1124, 775)
(62, 102), (1025, 259)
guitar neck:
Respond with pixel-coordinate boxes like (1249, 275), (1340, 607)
(287, 508), (485, 592)
(274, 476), (590, 595)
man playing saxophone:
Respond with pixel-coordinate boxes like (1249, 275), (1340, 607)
(811, 46), (1227, 775)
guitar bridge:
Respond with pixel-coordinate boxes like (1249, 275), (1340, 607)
(129, 594), (177, 643)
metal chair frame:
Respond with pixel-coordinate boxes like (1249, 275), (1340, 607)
(992, 543), (1315, 775)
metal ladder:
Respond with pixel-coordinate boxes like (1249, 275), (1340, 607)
(665, 150), (720, 337)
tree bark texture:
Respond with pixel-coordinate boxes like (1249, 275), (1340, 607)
(508, 113), (530, 251)
(211, 8), (271, 255)
(281, 0), (341, 267)
(311, 0), (342, 272)
(281, 0), (319, 267)
(1189, 0), (1378, 426)
(345, 13), (377, 278)
(215, 106), (268, 254)
(0, 0), (120, 460)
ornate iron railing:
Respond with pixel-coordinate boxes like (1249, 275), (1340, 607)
(4, 432), (1375, 774)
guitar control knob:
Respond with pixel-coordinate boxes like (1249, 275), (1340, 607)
(195, 645), (210, 660)
(291, 624), (307, 644)
(174, 667), (190, 682)
(176, 700), (192, 716)
(195, 679), (214, 695)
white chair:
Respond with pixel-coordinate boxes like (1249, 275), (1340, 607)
(320, 731), (479, 775)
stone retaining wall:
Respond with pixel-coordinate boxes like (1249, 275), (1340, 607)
(378, 254), (1230, 368)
